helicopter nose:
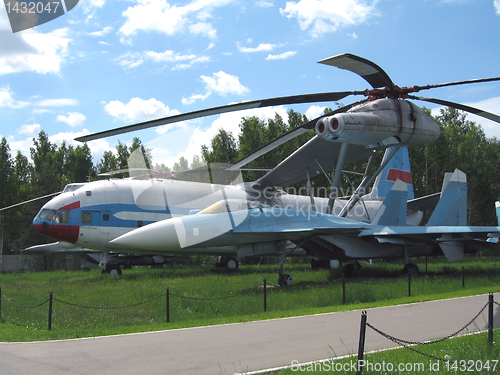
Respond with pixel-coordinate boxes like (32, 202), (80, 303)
(111, 217), (183, 251)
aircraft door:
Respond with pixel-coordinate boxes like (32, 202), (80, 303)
(99, 211), (113, 245)
(79, 210), (100, 247)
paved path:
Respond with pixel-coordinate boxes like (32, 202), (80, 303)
(1, 293), (499, 375)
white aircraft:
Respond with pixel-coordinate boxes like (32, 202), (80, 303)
(30, 146), (436, 275)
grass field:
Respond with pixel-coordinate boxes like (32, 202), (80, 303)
(0, 255), (499, 344)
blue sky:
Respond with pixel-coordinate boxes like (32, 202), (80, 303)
(1, 0), (500, 169)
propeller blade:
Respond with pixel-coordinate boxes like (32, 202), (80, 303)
(75, 91), (360, 142)
(409, 96), (500, 124)
(414, 77), (500, 91)
(318, 53), (394, 89)
(228, 100), (368, 170)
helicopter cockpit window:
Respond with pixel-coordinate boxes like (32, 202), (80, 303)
(38, 208), (50, 220)
(62, 183), (85, 193)
(46, 210), (57, 222)
(55, 211), (69, 224)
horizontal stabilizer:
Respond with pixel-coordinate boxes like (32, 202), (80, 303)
(371, 179), (408, 225)
(427, 169), (467, 226)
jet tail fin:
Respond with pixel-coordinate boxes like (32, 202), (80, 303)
(365, 146), (415, 200)
(427, 169), (467, 226)
(371, 179), (408, 225)
(496, 201), (500, 226)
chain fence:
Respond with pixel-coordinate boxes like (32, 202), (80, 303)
(356, 293), (498, 373)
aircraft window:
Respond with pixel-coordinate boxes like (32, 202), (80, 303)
(55, 211), (69, 224)
(62, 184), (85, 193)
(46, 210), (57, 222)
(38, 208), (50, 220)
(81, 212), (92, 224)
(102, 214), (110, 221)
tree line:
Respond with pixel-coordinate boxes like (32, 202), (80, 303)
(1, 106), (500, 254)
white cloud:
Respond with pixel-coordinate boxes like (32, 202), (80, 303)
(280, 0), (378, 36)
(237, 43), (277, 53)
(201, 71), (250, 96)
(17, 123), (41, 135)
(182, 93), (211, 105)
(189, 22), (217, 39)
(104, 97), (175, 123)
(116, 50), (210, 70)
(0, 86), (30, 108)
(266, 51), (297, 60)
(80, 0), (106, 13)
(35, 98), (78, 107)
(88, 26), (113, 37)
(183, 71), (250, 105)
(57, 112), (87, 127)
(0, 28), (71, 75)
(256, 1), (274, 8)
(305, 104), (326, 120)
(495, 0), (500, 14)
(119, 0), (232, 40)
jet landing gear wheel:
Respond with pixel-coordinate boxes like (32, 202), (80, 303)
(402, 263), (419, 277)
(215, 256), (239, 270)
(278, 272), (293, 287)
(102, 264), (122, 276)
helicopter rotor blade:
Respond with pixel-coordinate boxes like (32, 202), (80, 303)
(75, 91), (362, 143)
(228, 100), (368, 170)
(318, 53), (394, 89)
(0, 191), (61, 212)
(414, 77), (500, 92)
(409, 96), (500, 124)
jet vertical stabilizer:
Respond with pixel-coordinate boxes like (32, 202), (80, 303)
(365, 147), (415, 200)
(495, 201), (500, 226)
(427, 169), (468, 262)
(427, 169), (467, 227)
(371, 179), (408, 226)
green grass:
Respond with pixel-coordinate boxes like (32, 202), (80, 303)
(276, 330), (500, 374)
(0, 256), (499, 342)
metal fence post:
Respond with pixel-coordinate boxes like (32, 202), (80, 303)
(488, 292), (494, 345)
(48, 292), (53, 331)
(0, 287), (2, 320)
(166, 287), (170, 323)
(342, 274), (346, 305)
(357, 311), (367, 375)
(263, 278), (267, 312)
(408, 271), (411, 297)
(462, 266), (465, 288)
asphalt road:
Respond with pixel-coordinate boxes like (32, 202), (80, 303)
(1, 293), (499, 375)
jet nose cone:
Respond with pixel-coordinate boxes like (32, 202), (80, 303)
(111, 217), (184, 252)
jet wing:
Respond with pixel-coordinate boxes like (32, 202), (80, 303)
(254, 136), (377, 188)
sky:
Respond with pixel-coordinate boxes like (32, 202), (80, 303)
(1, 0), (500, 170)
